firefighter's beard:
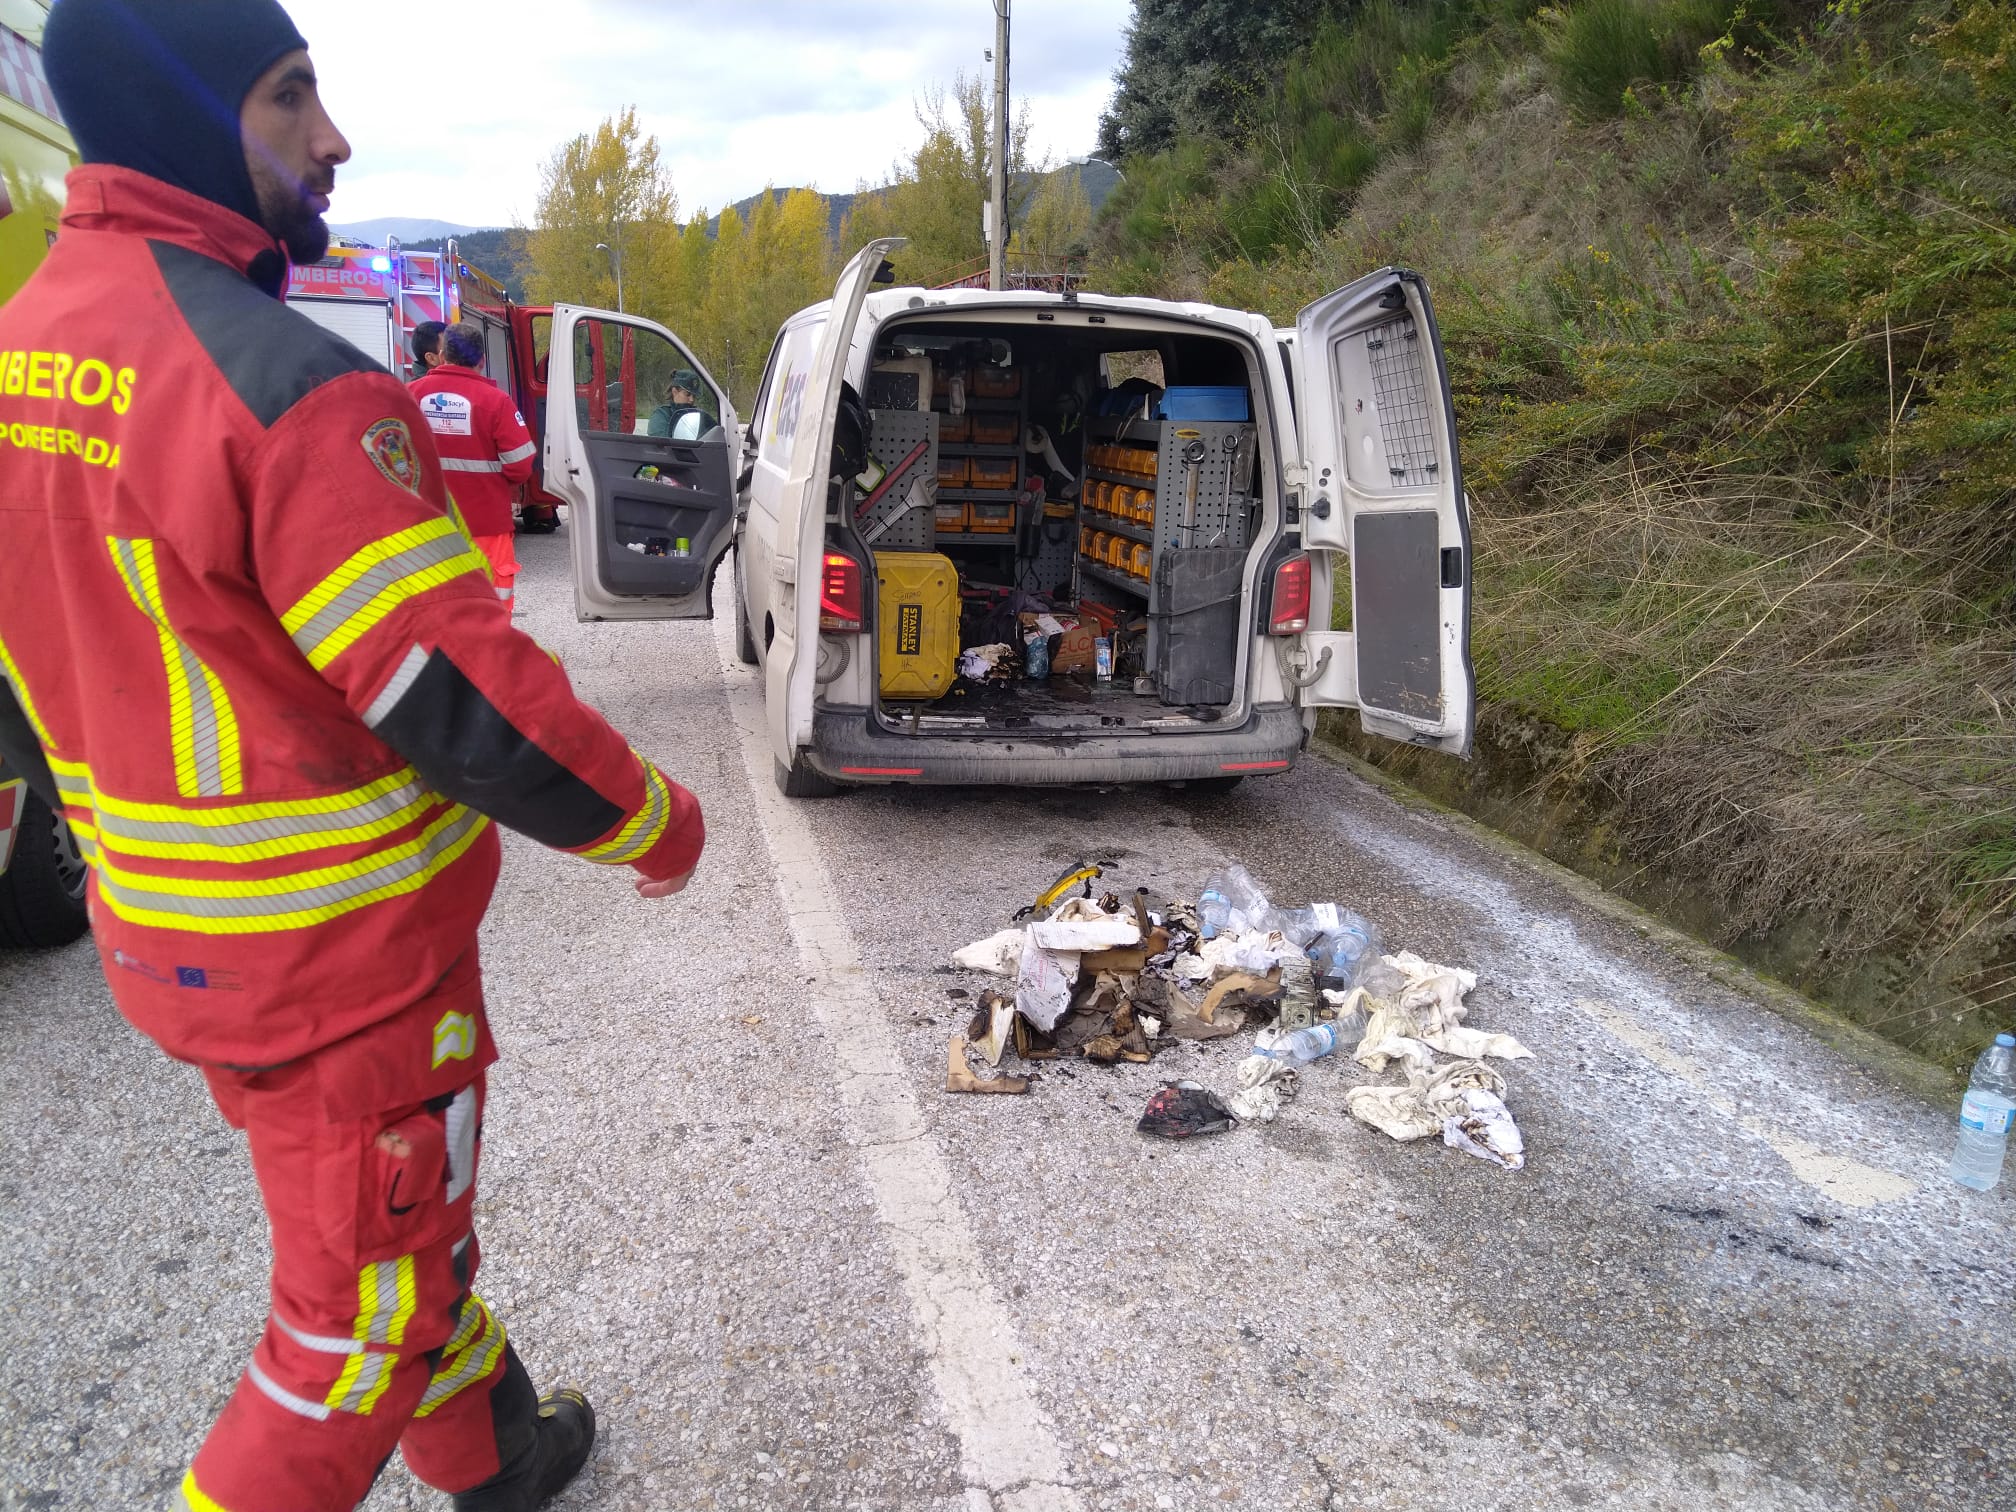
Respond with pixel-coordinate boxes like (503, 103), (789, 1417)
(247, 156), (334, 265)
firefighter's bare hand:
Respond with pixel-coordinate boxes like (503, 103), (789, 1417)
(636, 871), (692, 900)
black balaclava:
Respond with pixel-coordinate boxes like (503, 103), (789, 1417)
(44, 0), (309, 231)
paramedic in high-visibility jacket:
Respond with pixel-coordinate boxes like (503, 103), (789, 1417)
(411, 322), (538, 605)
(0, 3), (704, 1510)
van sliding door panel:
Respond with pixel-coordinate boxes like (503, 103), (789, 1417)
(1351, 511), (1441, 721)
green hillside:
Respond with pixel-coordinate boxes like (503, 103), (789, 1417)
(1091, 0), (2016, 1065)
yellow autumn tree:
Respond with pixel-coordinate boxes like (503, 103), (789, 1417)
(527, 106), (678, 315)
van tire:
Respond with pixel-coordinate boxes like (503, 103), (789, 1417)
(0, 789), (90, 948)
(775, 755), (839, 799)
(733, 550), (759, 666)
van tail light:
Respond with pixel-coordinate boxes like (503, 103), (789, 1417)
(819, 552), (864, 632)
(1268, 553), (1311, 635)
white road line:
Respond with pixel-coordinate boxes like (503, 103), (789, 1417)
(712, 614), (1084, 1512)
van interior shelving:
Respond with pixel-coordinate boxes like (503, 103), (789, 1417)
(847, 319), (1273, 736)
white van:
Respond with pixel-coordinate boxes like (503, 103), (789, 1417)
(545, 238), (1475, 796)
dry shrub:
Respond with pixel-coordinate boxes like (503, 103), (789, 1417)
(1473, 456), (2016, 1051)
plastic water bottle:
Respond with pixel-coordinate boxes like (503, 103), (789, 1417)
(1950, 1033), (2016, 1191)
(1308, 907), (1381, 990)
(1198, 887), (1231, 941)
(1268, 1022), (1344, 1065)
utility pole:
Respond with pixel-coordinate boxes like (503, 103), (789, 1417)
(989, 0), (1011, 291)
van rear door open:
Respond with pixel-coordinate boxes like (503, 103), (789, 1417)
(1292, 268), (1475, 757)
(546, 307), (738, 620)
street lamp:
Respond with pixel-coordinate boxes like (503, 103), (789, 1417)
(595, 240), (625, 313)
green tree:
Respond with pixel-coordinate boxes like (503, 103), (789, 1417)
(1096, 0), (1336, 160)
(527, 106), (678, 313)
(839, 74), (1037, 287)
(1013, 167), (1095, 274)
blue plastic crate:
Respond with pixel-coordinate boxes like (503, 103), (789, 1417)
(1155, 385), (1250, 421)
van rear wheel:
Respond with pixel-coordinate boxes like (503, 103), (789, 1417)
(775, 755), (839, 799)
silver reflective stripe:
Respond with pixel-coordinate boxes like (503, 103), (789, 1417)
(498, 441), (537, 465)
(97, 807), (486, 924)
(418, 1305), (502, 1413)
(111, 537), (230, 798)
(246, 1356), (331, 1421)
(91, 776), (431, 851)
(363, 647), (432, 729)
(290, 533), (474, 660)
(440, 457), (505, 474)
(595, 768), (667, 865)
(362, 1259), (410, 1345)
(444, 1085), (477, 1203)
(330, 1351), (396, 1414)
(272, 1313), (363, 1355)
(443, 1296), (485, 1354)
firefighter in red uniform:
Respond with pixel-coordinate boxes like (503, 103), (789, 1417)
(0, 3), (703, 1509)
(411, 322), (536, 606)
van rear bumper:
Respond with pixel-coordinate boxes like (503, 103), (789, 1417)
(807, 704), (1308, 786)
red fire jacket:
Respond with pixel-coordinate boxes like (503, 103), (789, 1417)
(0, 166), (703, 1068)
(409, 365), (535, 537)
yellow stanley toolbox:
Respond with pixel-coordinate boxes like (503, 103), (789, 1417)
(874, 551), (960, 700)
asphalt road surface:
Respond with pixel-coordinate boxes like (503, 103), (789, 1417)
(2, 531), (2011, 1512)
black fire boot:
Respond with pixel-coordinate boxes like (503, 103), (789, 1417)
(451, 1386), (598, 1512)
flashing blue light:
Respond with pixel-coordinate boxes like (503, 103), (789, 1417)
(370, 255), (393, 273)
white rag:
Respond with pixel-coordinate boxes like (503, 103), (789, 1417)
(952, 928), (1024, 977)
(1200, 930), (1301, 978)
(1442, 1087), (1526, 1170)
(1344, 1058), (1509, 1144)
(1228, 1028), (1299, 1122)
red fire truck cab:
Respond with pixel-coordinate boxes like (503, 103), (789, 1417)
(285, 240), (565, 533)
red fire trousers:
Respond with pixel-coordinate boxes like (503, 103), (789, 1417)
(180, 951), (537, 1511)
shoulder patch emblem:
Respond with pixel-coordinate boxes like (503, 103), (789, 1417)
(362, 418), (422, 493)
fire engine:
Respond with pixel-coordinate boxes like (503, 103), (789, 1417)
(285, 239), (565, 532)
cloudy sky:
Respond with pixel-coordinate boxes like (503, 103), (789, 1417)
(285, 0), (1134, 229)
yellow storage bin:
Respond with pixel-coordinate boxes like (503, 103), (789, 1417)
(875, 552), (959, 700)
(938, 456), (971, 487)
(1134, 489), (1156, 525)
(934, 500), (969, 533)
(1129, 542), (1152, 579)
(969, 502), (1015, 533)
(972, 414), (1020, 445)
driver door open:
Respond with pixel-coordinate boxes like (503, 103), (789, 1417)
(549, 307), (738, 620)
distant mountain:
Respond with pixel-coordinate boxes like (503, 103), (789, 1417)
(349, 160), (1122, 302)
(703, 161), (1120, 242)
(329, 216), (480, 244)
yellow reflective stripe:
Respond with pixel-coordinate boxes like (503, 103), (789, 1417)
(105, 537), (243, 798)
(92, 806), (489, 935)
(414, 1297), (506, 1417)
(580, 757), (670, 865)
(181, 1469), (234, 1512)
(87, 769), (437, 863)
(324, 1348), (400, 1415)
(283, 517), (488, 670)
(0, 629), (52, 749)
(353, 1255), (419, 1347)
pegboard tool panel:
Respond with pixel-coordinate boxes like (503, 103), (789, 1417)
(860, 409), (939, 551)
(1154, 420), (1256, 554)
